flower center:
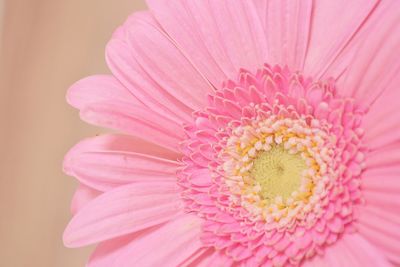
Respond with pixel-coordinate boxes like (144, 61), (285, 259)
(250, 145), (307, 203)
(220, 114), (335, 225)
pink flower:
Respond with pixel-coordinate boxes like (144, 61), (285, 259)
(63, 1), (400, 266)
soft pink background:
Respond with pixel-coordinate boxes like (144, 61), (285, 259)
(0, 1), (145, 266)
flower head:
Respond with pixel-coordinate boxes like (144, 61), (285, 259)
(64, 1), (400, 266)
(178, 65), (367, 265)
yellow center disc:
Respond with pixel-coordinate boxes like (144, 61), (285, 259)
(250, 145), (307, 203)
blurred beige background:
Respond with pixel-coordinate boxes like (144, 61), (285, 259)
(0, 0), (145, 266)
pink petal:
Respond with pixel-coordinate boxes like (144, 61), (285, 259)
(178, 248), (215, 267)
(358, 156), (400, 263)
(147, 0), (268, 83)
(357, 205), (400, 264)
(70, 184), (101, 215)
(304, 233), (390, 267)
(189, 168), (212, 187)
(362, 190), (400, 213)
(64, 135), (180, 192)
(358, 206), (400, 227)
(112, 214), (203, 267)
(362, 167), (400, 195)
(358, 211), (400, 241)
(357, 223), (400, 264)
(80, 100), (185, 152)
(362, 76), (400, 150)
(303, 0), (379, 77)
(87, 229), (156, 267)
(63, 182), (182, 247)
(361, 152), (400, 215)
(342, 1), (400, 106)
(365, 146), (400, 170)
(67, 75), (139, 110)
(321, 1), (400, 90)
(195, 250), (234, 267)
(259, 0), (313, 70)
(107, 11), (212, 115)
(67, 134), (179, 159)
(146, 0), (227, 86)
(106, 38), (192, 124)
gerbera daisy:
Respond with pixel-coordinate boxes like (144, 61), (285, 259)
(63, 1), (400, 266)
